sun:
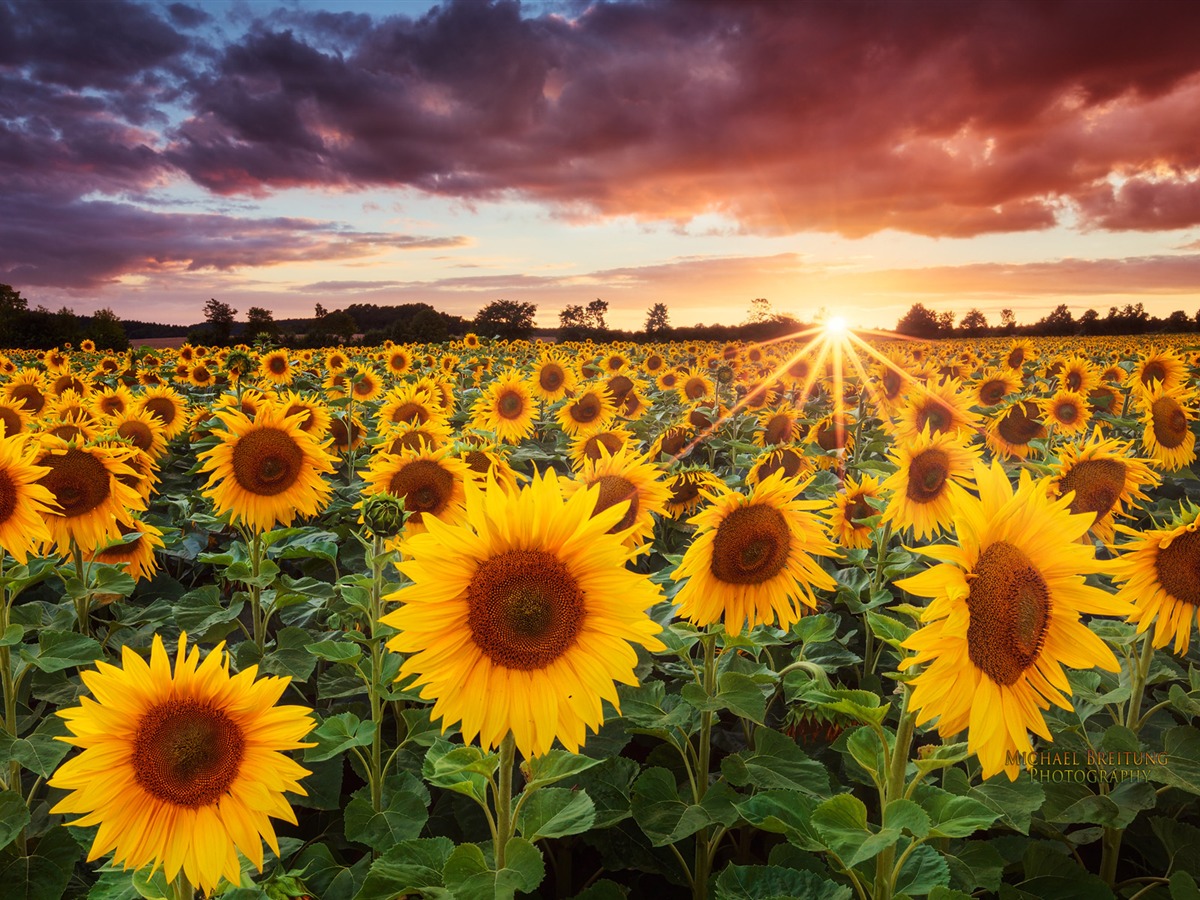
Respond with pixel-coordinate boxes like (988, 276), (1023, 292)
(824, 315), (849, 335)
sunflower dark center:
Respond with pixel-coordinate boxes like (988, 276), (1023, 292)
(583, 433), (623, 462)
(979, 380), (1008, 405)
(966, 541), (1051, 686)
(98, 396), (125, 415)
(669, 479), (701, 507)
(571, 395), (601, 424)
(231, 427), (304, 496)
(1067, 371), (1083, 391)
(269, 357), (288, 374)
(607, 375), (633, 401)
(816, 421), (843, 452)
(387, 459), (453, 518)
(788, 361), (809, 379)
(1153, 530), (1200, 607)
(657, 427), (689, 458)
(997, 402), (1043, 445)
(1151, 397), (1190, 449)
(353, 378), (376, 397)
(1055, 400), (1079, 424)
(134, 699), (244, 808)
(646, 355), (663, 371)
(847, 494), (874, 523)
(143, 397), (178, 426)
(53, 376), (85, 395)
(117, 420), (154, 452)
(10, 384), (44, 413)
(539, 364), (564, 391)
(1060, 458), (1125, 524)
(0, 471), (15, 525)
(391, 402), (428, 424)
(758, 449), (806, 481)
(463, 450), (492, 474)
(1141, 361), (1167, 386)
(684, 377), (708, 400)
(192, 366), (211, 382)
(0, 406), (21, 437)
(710, 504), (791, 585)
(331, 418), (361, 447)
(497, 390), (525, 419)
(592, 475), (639, 533)
(915, 402), (951, 435)
(905, 449), (949, 503)
(285, 404), (315, 431)
(38, 448), (110, 517)
(764, 415), (792, 445)
(467, 550), (584, 670)
(1007, 348), (1025, 368)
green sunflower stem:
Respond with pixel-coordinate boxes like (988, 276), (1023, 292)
(874, 683), (916, 900)
(1101, 632), (1157, 886)
(71, 540), (91, 637)
(0, 561), (25, 854)
(249, 529), (265, 654)
(369, 533), (386, 815)
(169, 869), (194, 900)
(693, 629), (719, 900)
(495, 731), (517, 871)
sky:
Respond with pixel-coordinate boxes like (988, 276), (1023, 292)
(3, 0), (1200, 332)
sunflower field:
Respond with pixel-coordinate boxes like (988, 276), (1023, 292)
(1, 331), (1200, 900)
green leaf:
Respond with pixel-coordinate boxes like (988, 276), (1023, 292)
(354, 837), (454, 900)
(884, 799), (931, 839)
(943, 768), (1044, 835)
(945, 842), (1006, 895)
(681, 672), (768, 725)
(894, 844), (951, 896)
(913, 785), (1000, 838)
(344, 775), (430, 850)
(303, 712), (376, 763)
(567, 756), (640, 829)
(0, 624), (25, 648)
(516, 787), (596, 842)
(171, 585), (244, 639)
(844, 726), (886, 789)
(0, 716), (72, 778)
(866, 610), (913, 649)
(0, 826), (81, 900)
(21, 630), (102, 673)
(422, 739), (499, 806)
(1170, 871), (1200, 900)
(522, 750), (603, 791)
(713, 864), (853, 899)
(810, 793), (897, 866)
(631, 767), (739, 847)
(734, 791), (824, 852)
(294, 843), (370, 900)
(442, 839), (545, 900)
(1152, 726), (1200, 796)
(260, 626), (317, 681)
(721, 727), (830, 797)
(1042, 779), (1155, 829)
(0, 792), (31, 852)
(570, 880), (629, 899)
(305, 640), (363, 666)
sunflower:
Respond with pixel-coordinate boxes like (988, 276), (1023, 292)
(1088, 384), (1121, 414)
(677, 369), (714, 403)
(1003, 338), (1035, 371)
(260, 349), (293, 385)
(747, 447), (814, 487)
(1111, 509), (1200, 655)
(108, 409), (169, 462)
(985, 399), (1047, 460)
(33, 437), (145, 555)
(324, 349), (349, 373)
(471, 370), (535, 444)
(90, 385), (136, 420)
(530, 353), (576, 402)
(379, 419), (456, 454)
(556, 387), (616, 437)
(0, 400), (31, 438)
(568, 427), (633, 470)
(655, 370), (681, 393)
(49, 634), (314, 895)
(972, 368), (1022, 407)
(462, 332), (480, 349)
(829, 474), (882, 550)
(199, 404), (338, 533)
(897, 461), (1134, 781)
(672, 470), (838, 636)
(893, 378), (980, 443)
(880, 429), (980, 540)
(360, 445), (469, 535)
(1048, 429), (1159, 544)
(187, 362), (217, 389)
(329, 413), (366, 454)
(563, 448), (670, 549)
(383, 470), (665, 757)
(756, 406), (804, 447)
(807, 413), (855, 465)
(663, 467), (725, 519)
(3, 369), (48, 415)
(0, 434), (58, 562)
(1042, 389), (1091, 436)
(1058, 355), (1099, 395)
(1133, 346), (1186, 394)
(277, 391), (332, 439)
(457, 442), (522, 494)
(378, 385), (446, 429)
(1138, 382), (1197, 471)
(649, 424), (695, 462)
(136, 385), (189, 440)
(89, 518), (164, 582)
(349, 367), (384, 402)
(642, 351), (667, 377)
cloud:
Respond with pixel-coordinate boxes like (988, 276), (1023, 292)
(0, 191), (470, 288)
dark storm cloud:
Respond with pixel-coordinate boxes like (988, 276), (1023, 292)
(5, 0), (1200, 292)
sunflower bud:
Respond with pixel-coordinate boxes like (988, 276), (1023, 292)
(362, 493), (407, 537)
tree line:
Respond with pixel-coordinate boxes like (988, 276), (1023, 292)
(895, 302), (1200, 339)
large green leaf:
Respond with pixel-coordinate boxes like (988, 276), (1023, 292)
(721, 727), (830, 797)
(354, 837), (454, 900)
(515, 787), (596, 842)
(442, 838), (545, 900)
(303, 712), (376, 763)
(344, 775), (430, 850)
(631, 767), (740, 847)
(713, 864), (853, 900)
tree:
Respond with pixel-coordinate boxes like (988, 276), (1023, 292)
(585, 299), (608, 330)
(895, 303), (942, 338)
(320, 310), (357, 342)
(245, 306), (279, 342)
(1163, 309), (1192, 333)
(1037, 304), (1075, 336)
(959, 308), (988, 336)
(474, 299), (537, 341)
(87, 308), (128, 351)
(1000, 308), (1016, 334)
(559, 305), (587, 329)
(937, 311), (956, 335)
(644, 302), (670, 337)
(745, 298), (772, 325)
(314, 302), (328, 318)
(1078, 308), (1100, 335)
(204, 299), (238, 345)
